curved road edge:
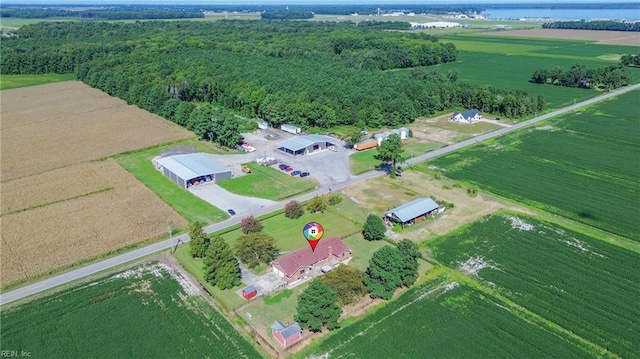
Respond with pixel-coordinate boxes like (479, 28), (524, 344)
(2, 83), (638, 307)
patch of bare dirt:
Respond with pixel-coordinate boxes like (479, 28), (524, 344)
(485, 29), (640, 46)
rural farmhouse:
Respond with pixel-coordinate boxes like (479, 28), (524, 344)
(270, 237), (352, 284)
(154, 153), (232, 189)
(385, 197), (444, 228)
(271, 321), (303, 347)
(276, 135), (336, 156)
(452, 109), (482, 123)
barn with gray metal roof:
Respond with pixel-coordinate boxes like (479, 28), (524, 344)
(385, 197), (442, 228)
(155, 153), (232, 189)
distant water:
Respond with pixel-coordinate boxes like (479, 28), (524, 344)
(484, 8), (640, 21)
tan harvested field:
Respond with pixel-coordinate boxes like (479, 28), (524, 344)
(1, 160), (187, 286)
(1, 81), (192, 181)
(0, 81), (191, 287)
(486, 29), (640, 46)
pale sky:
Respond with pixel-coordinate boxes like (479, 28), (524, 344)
(4, 0), (640, 5)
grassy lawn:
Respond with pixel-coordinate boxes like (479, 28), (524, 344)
(173, 245), (247, 311)
(116, 138), (233, 225)
(341, 233), (388, 272)
(0, 73), (76, 90)
(350, 141), (442, 175)
(218, 162), (318, 201)
(242, 285), (305, 339)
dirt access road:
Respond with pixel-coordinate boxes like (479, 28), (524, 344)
(2, 83), (638, 307)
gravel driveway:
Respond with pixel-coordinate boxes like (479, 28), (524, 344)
(189, 183), (276, 216)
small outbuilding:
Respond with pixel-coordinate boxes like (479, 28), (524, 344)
(155, 153), (232, 189)
(281, 124), (302, 135)
(271, 321), (303, 347)
(258, 121), (269, 130)
(385, 197), (440, 228)
(242, 285), (257, 300)
(452, 109), (482, 123)
(276, 135), (336, 156)
(353, 138), (378, 151)
(374, 127), (410, 145)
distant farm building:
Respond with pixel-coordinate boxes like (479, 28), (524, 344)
(155, 153), (232, 189)
(271, 321), (303, 347)
(410, 21), (461, 29)
(385, 197), (444, 228)
(271, 237), (351, 285)
(354, 138), (378, 151)
(374, 127), (410, 145)
(281, 124), (302, 135)
(452, 109), (482, 123)
(276, 135), (336, 156)
(242, 286), (257, 300)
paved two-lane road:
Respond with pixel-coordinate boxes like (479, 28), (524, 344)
(2, 83), (638, 306)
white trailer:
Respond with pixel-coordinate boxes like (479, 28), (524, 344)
(281, 124), (301, 135)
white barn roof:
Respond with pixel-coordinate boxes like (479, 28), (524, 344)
(386, 197), (439, 223)
(156, 153), (230, 180)
(277, 135), (334, 152)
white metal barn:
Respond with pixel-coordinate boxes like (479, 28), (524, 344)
(155, 153), (232, 189)
(276, 135), (335, 156)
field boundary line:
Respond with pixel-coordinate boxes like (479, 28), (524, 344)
(2, 187), (113, 216)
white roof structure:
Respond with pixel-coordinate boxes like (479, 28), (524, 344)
(156, 153), (230, 179)
(386, 197), (439, 223)
(277, 135), (335, 152)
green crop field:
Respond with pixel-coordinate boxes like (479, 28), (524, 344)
(302, 278), (595, 359)
(429, 214), (640, 359)
(0, 263), (262, 359)
(116, 139), (232, 225)
(429, 91), (640, 241)
(0, 73), (76, 90)
(217, 162), (318, 201)
(409, 35), (640, 110)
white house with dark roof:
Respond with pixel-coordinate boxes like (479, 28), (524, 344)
(452, 109), (482, 123)
(385, 197), (442, 228)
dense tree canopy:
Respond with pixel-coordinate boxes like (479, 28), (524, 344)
(203, 235), (241, 290)
(530, 63), (631, 91)
(234, 232), (279, 269)
(376, 134), (406, 178)
(362, 214), (387, 241)
(189, 221), (208, 258)
(321, 265), (368, 306)
(365, 245), (418, 299)
(1, 20), (542, 142)
(542, 21), (640, 32)
(295, 279), (341, 332)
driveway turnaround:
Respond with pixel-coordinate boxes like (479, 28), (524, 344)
(1, 83), (638, 307)
(189, 183), (276, 216)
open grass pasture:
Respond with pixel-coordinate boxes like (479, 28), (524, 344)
(0, 73), (76, 90)
(116, 139), (232, 225)
(0, 81), (192, 288)
(424, 35), (640, 110)
(429, 91), (640, 241)
(429, 214), (640, 359)
(1, 81), (192, 180)
(302, 278), (595, 359)
(217, 162), (318, 201)
(0, 263), (262, 358)
(1, 160), (186, 287)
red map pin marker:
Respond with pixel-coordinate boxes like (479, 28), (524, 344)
(303, 222), (324, 252)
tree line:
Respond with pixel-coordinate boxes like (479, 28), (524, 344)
(530, 63), (631, 90)
(542, 21), (640, 32)
(0, 8), (204, 20)
(2, 20), (541, 146)
(621, 54), (640, 67)
(261, 11), (314, 20)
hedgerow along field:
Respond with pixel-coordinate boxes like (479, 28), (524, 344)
(302, 278), (596, 359)
(0, 263), (262, 359)
(423, 35), (640, 110)
(429, 90), (640, 241)
(429, 214), (640, 359)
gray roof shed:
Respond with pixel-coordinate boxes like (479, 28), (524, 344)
(271, 321), (302, 339)
(385, 197), (439, 223)
(156, 153), (230, 181)
(277, 135), (334, 152)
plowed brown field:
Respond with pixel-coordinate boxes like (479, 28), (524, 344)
(1, 81), (190, 287)
(485, 29), (640, 46)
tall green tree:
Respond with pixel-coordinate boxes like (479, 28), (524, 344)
(189, 221), (208, 258)
(203, 235), (241, 290)
(362, 214), (386, 241)
(321, 265), (368, 306)
(375, 134), (406, 178)
(234, 232), (279, 269)
(397, 239), (420, 287)
(364, 246), (405, 300)
(295, 279), (341, 332)
(344, 128), (364, 147)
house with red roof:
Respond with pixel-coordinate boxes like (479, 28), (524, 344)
(270, 237), (351, 285)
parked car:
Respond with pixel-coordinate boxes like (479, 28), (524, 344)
(285, 166), (294, 172)
(291, 170), (301, 176)
(300, 172), (310, 177)
(278, 164), (288, 170)
(227, 209), (236, 216)
(329, 146), (337, 152)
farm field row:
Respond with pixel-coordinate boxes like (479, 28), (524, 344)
(301, 277), (595, 359)
(0, 73), (75, 90)
(429, 90), (640, 241)
(0, 263), (262, 358)
(429, 214), (640, 359)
